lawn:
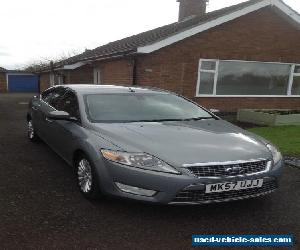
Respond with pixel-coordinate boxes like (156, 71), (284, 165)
(248, 126), (300, 157)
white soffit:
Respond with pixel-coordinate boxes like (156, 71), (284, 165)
(63, 62), (87, 70)
(137, 0), (300, 54)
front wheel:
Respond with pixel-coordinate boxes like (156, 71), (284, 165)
(76, 155), (102, 200)
(27, 120), (40, 142)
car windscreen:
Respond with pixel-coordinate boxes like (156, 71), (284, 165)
(84, 93), (213, 123)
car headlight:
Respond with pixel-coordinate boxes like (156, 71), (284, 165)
(266, 144), (282, 164)
(101, 149), (180, 174)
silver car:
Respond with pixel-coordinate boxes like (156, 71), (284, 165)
(27, 85), (284, 204)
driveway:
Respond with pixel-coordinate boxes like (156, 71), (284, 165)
(0, 93), (299, 249)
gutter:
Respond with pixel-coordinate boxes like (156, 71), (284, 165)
(36, 50), (138, 74)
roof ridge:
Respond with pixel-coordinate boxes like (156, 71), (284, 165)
(75, 0), (264, 59)
(47, 0), (299, 71)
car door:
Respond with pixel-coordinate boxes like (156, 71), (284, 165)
(46, 90), (82, 162)
(31, 88), (56, 140)
(38, 87), (67, 144)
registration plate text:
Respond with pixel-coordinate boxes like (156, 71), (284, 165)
(205, 179), (264, 193)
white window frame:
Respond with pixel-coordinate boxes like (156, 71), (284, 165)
(57, 75), (64, 85)
(196, 59), (300, 98)
(93, 68), (101, 85)
(49, 73), (55, 87)
(289, 64), (300, 96)
(5, 72), (35, 91)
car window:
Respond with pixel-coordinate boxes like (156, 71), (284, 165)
(57, 91), (80, 120)
(85, 93), (213, 123)
(41, 89), (55, 103)
(42, 87), (66, 108)
(49, 88), (67, 109)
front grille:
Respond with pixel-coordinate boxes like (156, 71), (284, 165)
(187, 160), (268, 178)
(172, 179), (278, 203)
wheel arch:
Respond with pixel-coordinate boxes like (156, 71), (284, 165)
(72, 149), (87, 167)
(26, 113), (32, 121)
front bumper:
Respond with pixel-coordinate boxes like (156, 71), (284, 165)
(95, 158), (284, 205)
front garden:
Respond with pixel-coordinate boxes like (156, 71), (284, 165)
(249, 126), (300, 157)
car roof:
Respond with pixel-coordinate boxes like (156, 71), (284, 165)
(53, 84), (170, 95)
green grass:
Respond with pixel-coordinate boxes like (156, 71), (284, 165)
(248, 126), (300, 157)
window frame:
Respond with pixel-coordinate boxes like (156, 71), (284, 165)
(93, 68), (102, 85)
(196, 59), (300, 98)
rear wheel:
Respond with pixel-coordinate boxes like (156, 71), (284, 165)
(76, 154), (102, 200)
(27, 119), (40, 142)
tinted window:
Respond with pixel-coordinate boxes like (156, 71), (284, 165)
(57, 91), (80, 120)
(41, 89), (55, 103)
(85, 93), (212, 123)
(49, 88), (67, 109)
(42, 87), (66, 108)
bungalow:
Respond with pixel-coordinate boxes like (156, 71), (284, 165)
(38, 0), (300, 112)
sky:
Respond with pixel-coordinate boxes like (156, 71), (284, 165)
(0, 0), (299, 69)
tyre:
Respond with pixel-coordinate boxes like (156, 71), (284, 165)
(76, 154), (102, 200)
(27, 119), (40, 142)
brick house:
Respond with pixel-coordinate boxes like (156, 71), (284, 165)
(38, 0), (300, 112)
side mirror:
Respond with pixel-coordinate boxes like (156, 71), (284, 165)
(210, 109), (220, 114)
(47, 111), (72, 121)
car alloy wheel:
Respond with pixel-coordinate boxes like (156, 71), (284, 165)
(27, 120), (39, 142)
(76, 155), (102, 199)
(78, 158), (93, 193)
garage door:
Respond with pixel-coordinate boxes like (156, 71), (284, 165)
(8, 74), (39, 92)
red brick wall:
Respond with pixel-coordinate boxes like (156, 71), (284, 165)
(135, 7), (300, 111)
(65, 65), (93, 84)
(94, 59), (134, 85)
(0, 73), (6, 92)
(39, 73), (50, 92)
(39, 65), (94, 92)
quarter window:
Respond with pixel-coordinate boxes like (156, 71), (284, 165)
(197, 59), (300, 96)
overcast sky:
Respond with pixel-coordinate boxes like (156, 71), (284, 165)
(0, 0), (299, 69)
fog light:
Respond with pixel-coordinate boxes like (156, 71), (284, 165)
(115, 182), (157, 197)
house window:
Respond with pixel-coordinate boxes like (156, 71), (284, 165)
(196, 59), (300, 97)
(291, 65), (300, 95)
(93, 68), (101, 84)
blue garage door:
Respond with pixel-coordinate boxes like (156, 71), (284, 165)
(8, 74), (39, 92)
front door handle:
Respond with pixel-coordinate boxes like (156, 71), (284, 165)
(45, 117), (53, 123)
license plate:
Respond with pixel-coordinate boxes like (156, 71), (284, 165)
(205, 179), (264, 194)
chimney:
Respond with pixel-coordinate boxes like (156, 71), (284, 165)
(177, 0), (208, 21)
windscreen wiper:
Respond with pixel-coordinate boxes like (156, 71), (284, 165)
(181, 117), (215, 121)
(126, 119), (186, 123)
(126, 117), (215, 123)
